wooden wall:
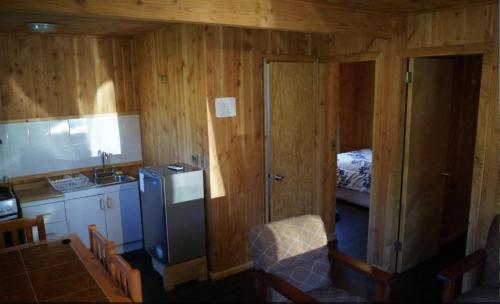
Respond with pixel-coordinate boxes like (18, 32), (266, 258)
(134, 2), (498, 277)
(0, 34), (138, 122)
(337, 61), (375, 153)
(132, 24), (401, 275)
(400, 3), (499, 263)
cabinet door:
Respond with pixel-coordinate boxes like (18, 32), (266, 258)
(103, 191), (123, 246)
(65, 195), (107, 248)
(105, 189), (143, 247)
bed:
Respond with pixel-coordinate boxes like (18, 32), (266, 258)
(336, 149), (372, 208)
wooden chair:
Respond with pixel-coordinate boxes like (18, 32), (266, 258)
(109, 254), (143, 303)
(88, 224), (116, 272)
(437, 214), (499, 302)
(0, 215), (46, 248)
(250, 214), (395, 303)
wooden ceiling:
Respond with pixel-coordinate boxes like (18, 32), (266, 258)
(0, 0), (494, 37)
(0, 13), (164, 36)
(324, 0), (496, 15)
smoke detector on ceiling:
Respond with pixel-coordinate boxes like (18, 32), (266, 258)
(26, 22), (58, 33)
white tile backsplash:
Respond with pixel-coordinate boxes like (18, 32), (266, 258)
(0, 125), (6, 151)
(0, 150), (8, 176)
(5, 123), (30, 150)
(31, 145), (54, 174)
(72, 143), (100, 169)
(10, 149), (33, 177)
(28, 121), (51, 148)
(49, 120), (71, 147)
(0, 114), (142, 179)
(69, 118), (90, 145)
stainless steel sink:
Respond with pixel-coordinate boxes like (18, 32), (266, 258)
(94, 174), (135, 186)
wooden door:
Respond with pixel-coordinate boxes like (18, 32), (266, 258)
(268, 61), (318, 221)
(66, 195), (107, 248)
(397, 58), (455, 272)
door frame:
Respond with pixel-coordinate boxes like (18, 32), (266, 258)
(263, 55), (319, 224)
(319, 52), (383, 260)
(397, 45), (493, 278)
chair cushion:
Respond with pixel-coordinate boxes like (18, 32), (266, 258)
(273, 257), (332, 292)
(482, 214), (499, 288)
(454, 286), (499, 303)
(250, 214), (329, 273)
(307, 285), (367, 303)
(250, 215), (332, 302)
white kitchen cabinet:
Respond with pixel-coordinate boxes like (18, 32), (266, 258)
(117, 188), (142, 245)
(21, 199), (68, 241)
(64, 182), (143, 253)
(65, 195), (108, 248)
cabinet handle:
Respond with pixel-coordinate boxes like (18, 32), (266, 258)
(99, 199), (104, 210)
(106, 197), (112, 209)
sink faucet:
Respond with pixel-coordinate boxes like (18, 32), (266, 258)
(97, 150), (113, 172)
(98, 150), (107, 171)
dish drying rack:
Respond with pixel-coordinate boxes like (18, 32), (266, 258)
(48, 173), (92, 192)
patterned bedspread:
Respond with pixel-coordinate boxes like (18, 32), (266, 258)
(336, 149), (372, 193)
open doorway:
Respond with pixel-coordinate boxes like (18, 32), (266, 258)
(396, 54), (483, 273)
(334, 61), (376, 262)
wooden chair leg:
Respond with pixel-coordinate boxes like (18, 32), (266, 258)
(441, 281), (456, 303)
(255, 273), (268, 303)
(373, 281), (391, 303)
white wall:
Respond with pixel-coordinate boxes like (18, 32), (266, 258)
(0, 114), (142, 178)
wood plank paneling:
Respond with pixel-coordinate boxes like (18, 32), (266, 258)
(133, 2), (499, 278)
(395, 5), (499, 286)
(325, 0), (496, 15)
(0, 34), (138, 122)
(0, 0), (393, 38)
(133, 25), (348, 274)
(337, 61), (375, 153)
(0, 12), (163, 36)
(401, 2), (499, 267)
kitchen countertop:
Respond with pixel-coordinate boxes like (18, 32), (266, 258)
(13, 181), (63, 204)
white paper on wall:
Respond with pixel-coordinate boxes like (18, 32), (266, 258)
(215, 97), (237, 118)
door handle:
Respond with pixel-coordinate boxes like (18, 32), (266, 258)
(106, 197), (112, 209)
(99, 199), (104, 210)
(440, 172), (450, 177)
(274, 175), (285, 182)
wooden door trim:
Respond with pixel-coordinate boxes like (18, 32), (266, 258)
(263, 55), (318, 63)
(319, 52), (382, 63)
(396, 50), (492, 275)
(398, 43), (487, 58)
(320, 53), (388, 267)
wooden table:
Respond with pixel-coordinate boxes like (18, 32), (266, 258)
(0, 234), (130, 303)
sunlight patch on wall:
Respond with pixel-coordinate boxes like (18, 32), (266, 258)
(207, 101), (226, 199)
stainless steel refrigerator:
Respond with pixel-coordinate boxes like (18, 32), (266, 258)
(139, 164), (205, 265)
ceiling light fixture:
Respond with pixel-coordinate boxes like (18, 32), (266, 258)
(26, 22), (58, 33)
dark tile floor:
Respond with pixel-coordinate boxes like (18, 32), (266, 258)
(122, 199), (468, 302)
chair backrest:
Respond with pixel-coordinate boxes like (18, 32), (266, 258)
(0, 215), (46, 248)
(109, 254), (143, 303)
(88, 224), (116, 272)
(482, 214), (499, 288)
(250, 214), (332, 301)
